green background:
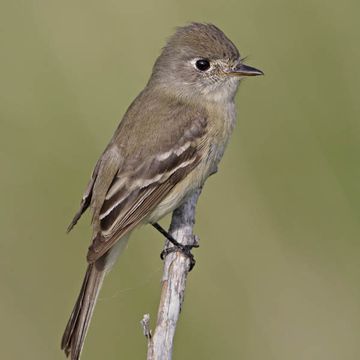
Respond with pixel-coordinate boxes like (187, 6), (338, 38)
(1, 0), (359, 359)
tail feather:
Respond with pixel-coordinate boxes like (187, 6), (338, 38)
(61, 264), (105, 360)
(61, 235), (130, 359)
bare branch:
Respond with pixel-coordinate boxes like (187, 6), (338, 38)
(143, 188), (202, 360)
(141, 314), (154, 358)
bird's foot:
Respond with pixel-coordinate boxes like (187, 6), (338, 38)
(160, 242), (199, 271)
(152, 222), (199, 271)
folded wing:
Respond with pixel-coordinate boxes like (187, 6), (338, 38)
(87, 124), (206, 262)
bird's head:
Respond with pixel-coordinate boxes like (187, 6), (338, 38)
(150, 23), (263, 102)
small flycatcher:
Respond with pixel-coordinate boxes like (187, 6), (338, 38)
(61, 22), (263, 360)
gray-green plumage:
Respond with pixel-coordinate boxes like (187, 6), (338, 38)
(61, 22), (262, 360)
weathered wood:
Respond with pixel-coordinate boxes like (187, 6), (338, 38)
(141, 188), (202, 360)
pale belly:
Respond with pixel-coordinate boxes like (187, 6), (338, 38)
(147, 137), (230, 223)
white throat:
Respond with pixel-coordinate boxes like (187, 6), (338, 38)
(202, 77), (240, 103)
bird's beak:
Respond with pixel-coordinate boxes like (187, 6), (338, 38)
(227, 63), (264, 77)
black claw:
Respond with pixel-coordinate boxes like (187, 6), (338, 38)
(160, 244), (196, 271)
(152, 223), (198, 271)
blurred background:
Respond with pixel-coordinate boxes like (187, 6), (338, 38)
(1, 0), (359, 359)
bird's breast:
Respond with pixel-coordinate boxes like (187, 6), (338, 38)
(147, 101), (236, 223)
(204, 101), (236, 169)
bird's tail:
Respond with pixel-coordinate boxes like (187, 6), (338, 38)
(61, 235), (129, 360)
(61, 263), (105, 360)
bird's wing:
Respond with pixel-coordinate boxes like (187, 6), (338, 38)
(66, 147), (122, 233)
(85, 115), (208, 263)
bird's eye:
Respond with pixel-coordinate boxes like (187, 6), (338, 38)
(195, 59), (210, 71)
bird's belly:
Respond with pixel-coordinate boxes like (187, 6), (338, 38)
(147, 140), (228, 224)
(148, 106), (236, 224)
(147, 166), (205, 223)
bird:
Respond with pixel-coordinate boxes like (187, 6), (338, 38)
(61, 22), (263, 360)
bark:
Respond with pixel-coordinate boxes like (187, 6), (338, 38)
(141, 188), (202, 360)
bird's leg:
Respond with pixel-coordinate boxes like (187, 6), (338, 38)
(152, 222), (199, 271)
